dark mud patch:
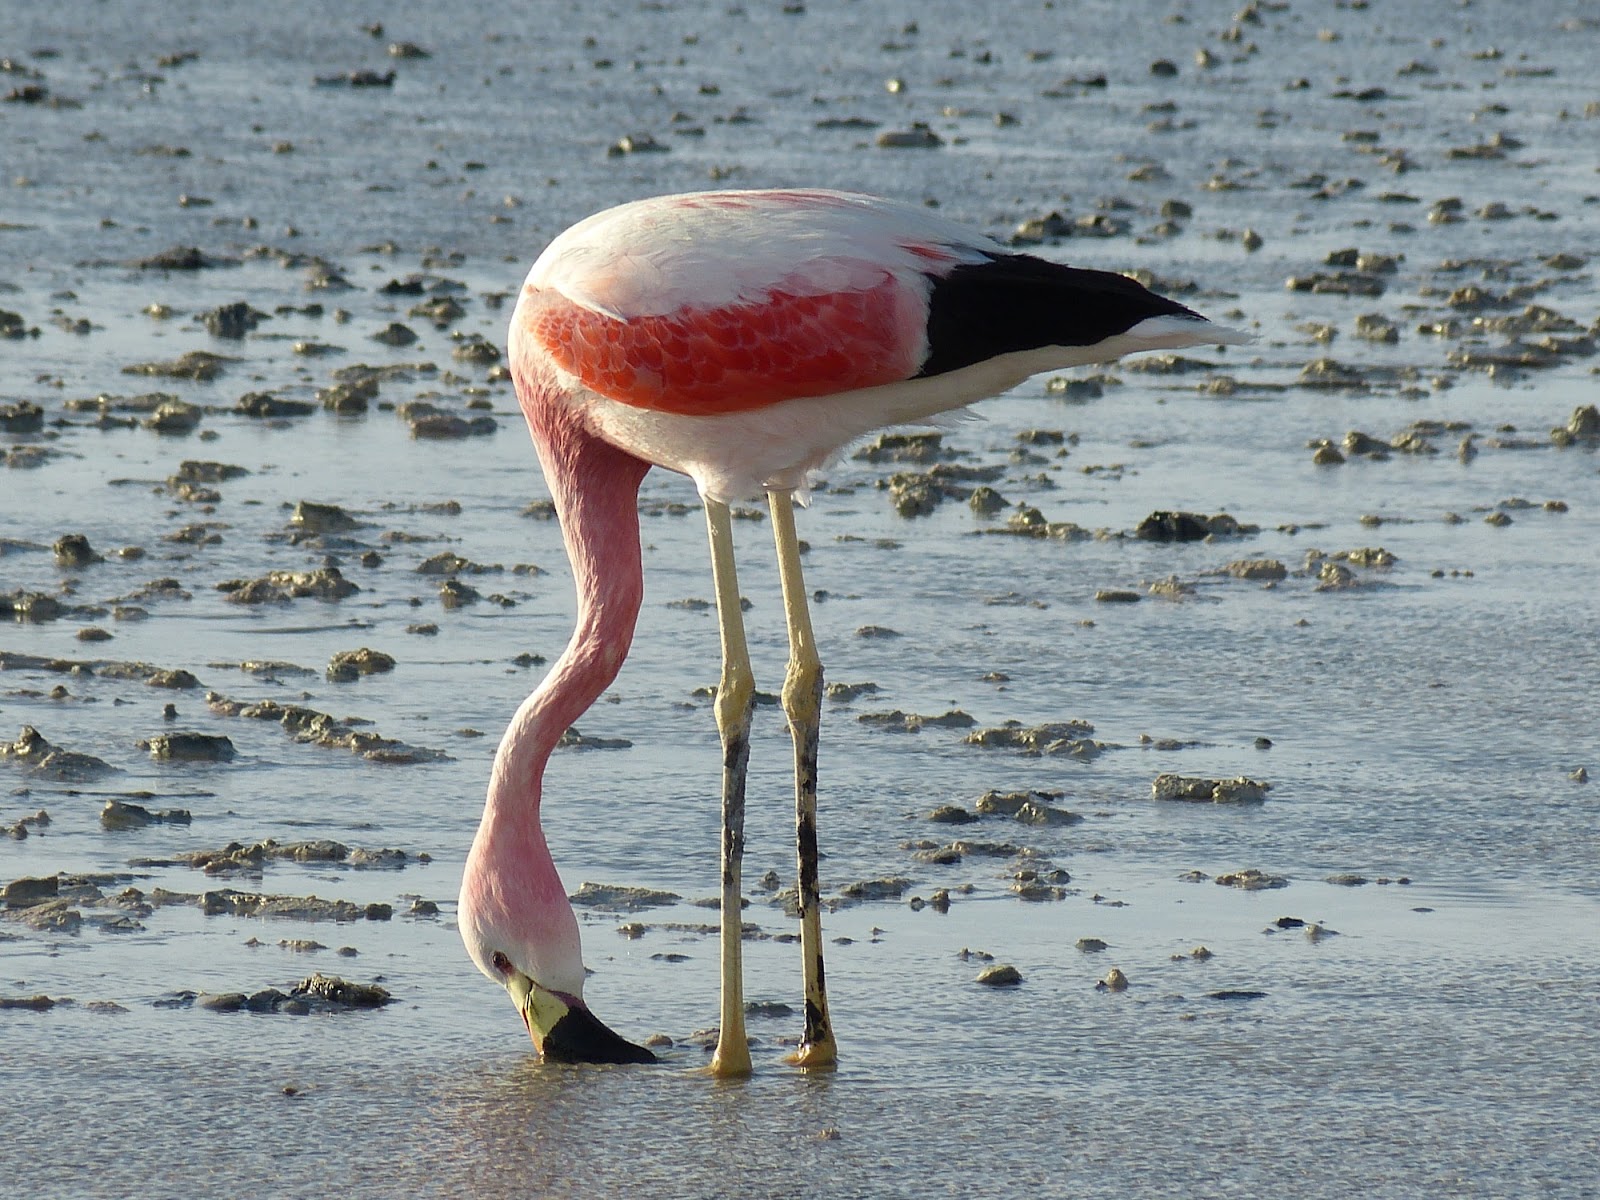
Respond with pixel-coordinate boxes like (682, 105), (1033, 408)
(0, 726), (118, 781)
(857, 709), (976, 733)
(1135, 511), (1259, 542)
(1215, 869), (1289, 891)
(570, 882), (680, 912)
(964, 721), (1106, 759)
(326, 648), (396, 682)
(206, 692), (448, 764)
(184, 973), (392, 1015)
(1152, 774), (1271, 803)
(101, 797), (192, 829)
(218, 568), (359, 604)
(0, 994), (60, 1011)
(149, 887), (394, 923)
(138, 732), (236, 762)
(133, 838), (418, 876)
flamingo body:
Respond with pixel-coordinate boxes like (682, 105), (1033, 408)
(513, 188), (1246, 500)
(462, 187), (1249, 1066)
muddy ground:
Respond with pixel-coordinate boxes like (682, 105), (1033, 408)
(3, 2), (1598, 1198)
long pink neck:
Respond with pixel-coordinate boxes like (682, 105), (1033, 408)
(484, 398), (651, 829)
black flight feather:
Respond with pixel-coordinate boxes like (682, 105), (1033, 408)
(916, 252), (1205, 379)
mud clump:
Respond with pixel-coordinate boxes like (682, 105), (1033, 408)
(1354, 313), (1400, 343)
(1222, 559), (1287, 582)
(968, 486), (1008, 516)
(206, 692), (448, 764)
(1012, 800), (1081, 826)
(964, 721), (1103, 759)
(824, 681), (880, 702)
(97, 662), (202, 689)
(154, 838), (414, 876)
(1097, 968), (1129, 992)
(138, 732), (236, 762)
(449, 335), (500, 366)
(0, 399), (46, 432)
(138, 246), (227, 271)
(237, 391), (314, 419)
(371, 322), (417, 347)
(1316, 561), (1357, 589)
(975, 963), (1023, 987)
(1550, 404), (1600, 447)
(876, 123), (943, 149)
(857, 709), (975, 733)
(1152, 774), (1271, 803)
(194, 974), (391, 1014)
(569, 882), (680, 912)
(882, 463), (1005, 517)
(838, 877), (912, 902)
(410, 296), (465, 326)
(292, 973), (391, 1008)
(193, 888), (392, 922)
(1337, 547), (1396, 569)
(975, 789), (1061, 816)
(218, 567), (359, 604)
(0, 896), (84, 940)
(172, 460), (250, 486)
(854, 431), (952, 465)
(1135, 511), (1255, 542)
(1, 591), (65, 623)
(1286, 272), (1385, 298)
(326, 648), (396, 681)
(415, 551), (503, 576)
(123, 352), (231, 384)
(52, 534), (102, 568)
(557, 726), (631, 750)
(199, 302), (268, 339)
(2, 810), (51, 841)
(289, 501), (361, 534)
(315, 69), (396, 88)
(0, 995), (57, 1011)
(408, 411), (497, 439)
(2, 875), (60, 907)
(1215, 868), (1289, 891)
(100, 798), (193, 829)
(1, 726), (117, 781)
(319, 377), (378, 413)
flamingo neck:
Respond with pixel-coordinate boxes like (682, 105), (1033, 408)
(484, 394), (651, 828)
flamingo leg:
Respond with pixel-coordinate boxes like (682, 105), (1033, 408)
(767, 490), (838, 1068)
(704, 497), (754, 1078)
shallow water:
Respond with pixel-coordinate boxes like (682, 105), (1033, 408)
(3, 1), (1599, 1197)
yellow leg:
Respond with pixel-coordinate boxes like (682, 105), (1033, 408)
(704, 498), (754, 1078)
(768, 490), (837, 1069)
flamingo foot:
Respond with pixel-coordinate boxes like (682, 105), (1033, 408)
(786, 1036), (838, 1070)
(709, 1039), (754, 1078)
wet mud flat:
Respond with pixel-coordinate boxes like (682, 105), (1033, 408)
(4, 1), (1600, 1197)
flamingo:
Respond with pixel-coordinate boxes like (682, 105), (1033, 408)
(457, 187), (1249, 1075)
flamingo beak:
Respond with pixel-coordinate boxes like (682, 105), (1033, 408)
(504, 970), (656, 1065)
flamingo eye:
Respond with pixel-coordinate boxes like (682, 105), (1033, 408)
(491, 951), (513, 974)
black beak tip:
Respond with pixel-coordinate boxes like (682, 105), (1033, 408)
(542, 1005), (657, 1065)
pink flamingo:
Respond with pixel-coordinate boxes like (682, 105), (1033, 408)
(458, 188), (1249, 1075)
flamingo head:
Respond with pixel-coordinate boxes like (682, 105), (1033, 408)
(459, 848), (655, 1065)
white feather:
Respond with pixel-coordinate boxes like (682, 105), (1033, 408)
(526, 188), (1003, 319)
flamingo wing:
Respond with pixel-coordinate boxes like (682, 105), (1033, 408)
(520, 190), (1004, 416)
